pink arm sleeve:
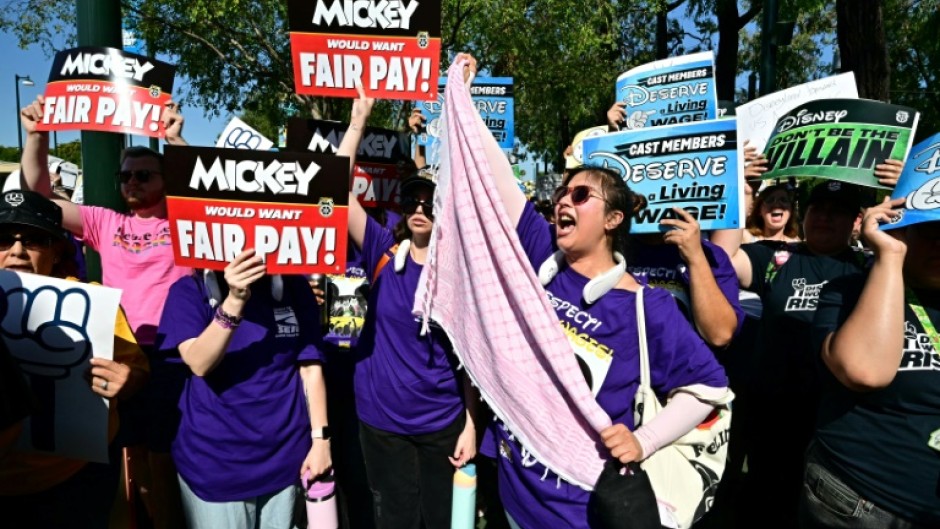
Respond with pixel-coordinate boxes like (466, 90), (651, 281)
(633, 391), (717, 459)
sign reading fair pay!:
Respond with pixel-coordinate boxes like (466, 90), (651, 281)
(164, 146), (350, 275)
(288, 0), (441, 100)
(37, 46), (175, 138)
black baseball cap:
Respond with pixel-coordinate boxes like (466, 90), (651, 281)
(0, 190), (69, 241)
(806, 180), (863, 212)
(399, 174), (436, 198)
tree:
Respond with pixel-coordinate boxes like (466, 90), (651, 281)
(884, 0), (940, 140)
(836, 0), (889, 100)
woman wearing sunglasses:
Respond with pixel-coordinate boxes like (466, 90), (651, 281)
(744, 183), (801, 243)
(0, 190), (149, 527)
(336, 88), (479, 529)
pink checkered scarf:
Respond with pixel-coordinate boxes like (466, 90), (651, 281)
(413, 59), (611, 490)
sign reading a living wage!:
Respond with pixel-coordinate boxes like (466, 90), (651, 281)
(581, 119), (744, 234)
(763, 99), (920, 188)
(36, 46), (175, 138)
(615, 52), (718, 129)
(288, 0), (441, 100)
(286, 118), (407, 209)
(164, 146), (349, 274)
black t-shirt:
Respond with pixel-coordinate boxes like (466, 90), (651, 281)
(743, 241), (867, 397)
(811, 275), (940, 524)
(0, 340), (33, 431)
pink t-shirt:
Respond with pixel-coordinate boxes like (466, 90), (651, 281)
(80, 206), (192, 345)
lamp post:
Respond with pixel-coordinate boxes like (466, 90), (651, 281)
(14, 74), (35, 155)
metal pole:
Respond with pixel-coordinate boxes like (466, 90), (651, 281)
(14, 74), (33, 155)
(77, 0), (124, 282)
(759, 0), (779, 96)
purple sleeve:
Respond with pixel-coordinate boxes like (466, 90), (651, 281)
(361, 215), (398, 280)
(288, 275), (326, 363)
(644, 288), (728, 394)
(155, 275), (213, 354)
(702, 239), (745, 336)
(515, 201), (557, 269)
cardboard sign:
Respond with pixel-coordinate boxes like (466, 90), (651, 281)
(164, 146), (350, 274)
(36, 46), (175, 138)
(286, 118), (406, 208)
(763, 99), (920, 188)
(287, 0), (441, 100)
(581, 119), (744, 233)
(615, 52), (718, 129)
(216, 117), (275, 151)
(418, 77), (514, 149)
(0, 271), (122, 463)
(736, 73), (858, 154)
(882, 132), (940, 231)
(324, 273), (368, 348)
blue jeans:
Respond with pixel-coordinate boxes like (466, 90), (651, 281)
(178, 475), (298, 529)
(798, 442), (928, 529)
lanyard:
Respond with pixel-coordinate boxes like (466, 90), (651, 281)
(906, 288), (940, 356)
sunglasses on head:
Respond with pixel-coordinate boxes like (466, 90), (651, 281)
(116, 169), (160, 184)
(401, 197), (434, 219)
(0, 233), (54, 251)
(552, 185), (606, 206)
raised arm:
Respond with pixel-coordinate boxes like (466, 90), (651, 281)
(821, 198), (907, 391)
(408, 108), (428, 169)
(451, 53), (527, 226)
(709, 226), (753, 289)
(19, 96), (84, 237)
(661, 209), (738, 347)
(178, 249), (265, 376)
(338, 85), (375, 249)
(162, 100), (188, 146)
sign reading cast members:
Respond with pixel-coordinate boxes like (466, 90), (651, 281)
(763, 99), (920, 188)
(881, 131), (940, 232)
(286, 118), (406, 208)
(0, 270), (122, 463)
(418, 77), (515, 149)
(288, 0), (441, 100)
(615, 52), (718, 129)
(581, 119), (744, 234)
(36, 46), (175, 138)
(164, 146), (349, 275)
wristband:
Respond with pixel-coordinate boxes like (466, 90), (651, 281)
(214, 306), (243, 329)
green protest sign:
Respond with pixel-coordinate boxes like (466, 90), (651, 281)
(763, 99), (919, 188)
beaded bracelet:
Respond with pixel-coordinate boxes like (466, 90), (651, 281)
(213, 306), (243, 329)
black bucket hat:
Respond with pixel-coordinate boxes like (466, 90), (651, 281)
(0, 190), (70, 242)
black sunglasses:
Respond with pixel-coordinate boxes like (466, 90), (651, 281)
(116, 169), (160, 184)
(0, 233), (54, 251)
(552, 185), (607, 206)
(400, 197), (434, 219)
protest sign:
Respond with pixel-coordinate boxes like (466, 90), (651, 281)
(565, 126), (608, 169)
(881, 132), (940, 231)
(581, 119), (744, 234)
(418, 77), (514, 149)
(324, 273), (368, 348)
(286, 118), (406, 208)
(164, 146), (349, 274)
(36, 46), (175, 138)
(615, 52), (718, 129)
(217, 117), (275, 151)
(288, 0), (441, 100)
(736, 73), (857, 154)
(0, 271), (122, 463)
(763, 99), (919, 188)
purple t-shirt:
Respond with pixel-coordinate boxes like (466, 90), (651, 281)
(628, 238), (745, 338)
(353, 217), (463, 435)
(156, 274), (323, 501)
(483, 203), (727, 529)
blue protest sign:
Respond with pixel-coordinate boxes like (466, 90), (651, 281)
(882, 132), (940, 231)
(615, 52), (717, 129)
(418, 77), (514, 149)
(581, 119), (743, 233)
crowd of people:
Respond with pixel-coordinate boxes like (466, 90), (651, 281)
(0, 52), (937, 529)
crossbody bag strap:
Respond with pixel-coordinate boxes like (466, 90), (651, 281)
(635, 286), (650, 389)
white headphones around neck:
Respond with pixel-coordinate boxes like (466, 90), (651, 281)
(394, 239), (412, 273)
(537, 250), (627, 305)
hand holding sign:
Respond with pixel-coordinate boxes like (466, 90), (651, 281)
(88, 357), (131, 399)
(660, 207), (706, 265)
(607, 102), (627, 131)
(624, 110), (656, 130)
(20, 95), (46, 136)
(862, 197), (908, 256)
(162, 100), (186, 146)
(874, 159), (904, 188)
(408, 108), (426, 133)
(224, 248), (267, 305)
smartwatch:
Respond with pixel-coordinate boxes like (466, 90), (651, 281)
(311, 426), (332, 441)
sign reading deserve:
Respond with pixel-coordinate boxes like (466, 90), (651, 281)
(288, 0), (441, 100)
(164, 146), (349, 274)
(581, 119), (744, 233)
(418, 77), (514, 149)
(615, 52), (717, 129)
(286, 118), (406, 208)
(763, 99), (920, 188)
(36, 46), (175, 138)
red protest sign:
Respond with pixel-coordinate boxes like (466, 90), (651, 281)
(351, 162), (400, 208)
(36, 47), (176, 138)
(164, 146), (350, 274)
(288, 0), (441, 101)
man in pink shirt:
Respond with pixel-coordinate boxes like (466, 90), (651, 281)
(19, 96), (191, 529)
